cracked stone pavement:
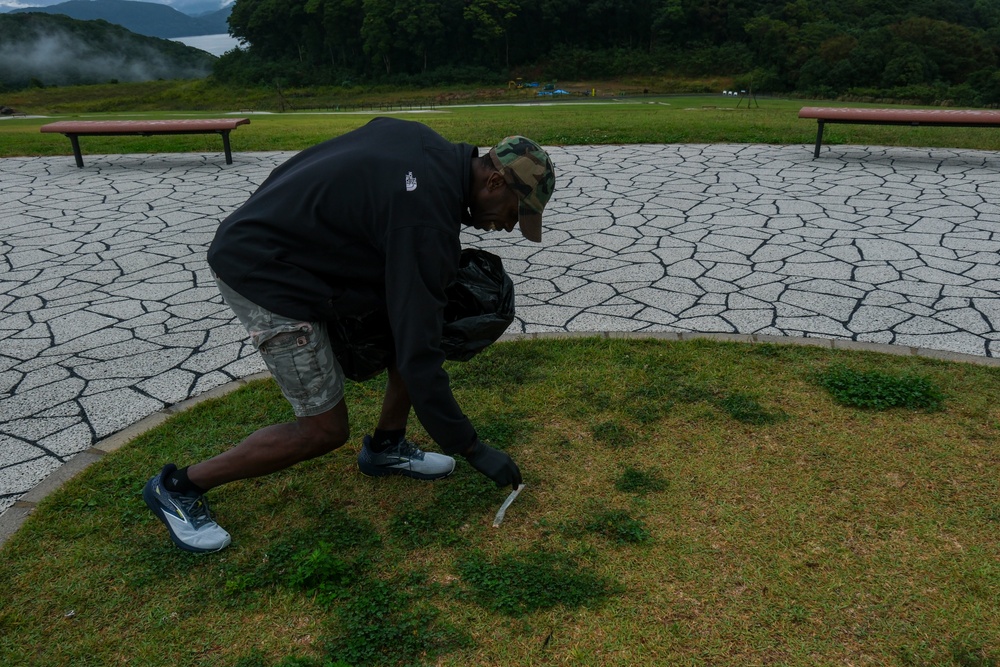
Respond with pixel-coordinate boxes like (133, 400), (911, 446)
(4, 143), (1000, 518)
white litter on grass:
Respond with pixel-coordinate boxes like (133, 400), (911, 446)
(492, 484), (525, 528)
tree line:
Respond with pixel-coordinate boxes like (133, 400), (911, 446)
(217, 0), (1000, 104)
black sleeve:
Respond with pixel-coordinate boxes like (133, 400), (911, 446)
(384, 225), (477, 454)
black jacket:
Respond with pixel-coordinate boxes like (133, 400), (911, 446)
(208, 117), (479, 454)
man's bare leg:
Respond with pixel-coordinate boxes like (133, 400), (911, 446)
(376, 363), (412, 431)
(188, 399), (350, 491)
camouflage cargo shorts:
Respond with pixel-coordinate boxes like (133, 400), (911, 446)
(214, 273), (345, 417)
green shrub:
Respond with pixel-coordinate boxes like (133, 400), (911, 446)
(286, 544), (355, 605)
(584, 508), (651, 544)
(328, 577), (466, 666)
(615, 467), (668, 494)
(816, 364), (945, 411)
(457, 550), (617, 616)
(591, 419), (637, 448)
(718, 392), (787, 425)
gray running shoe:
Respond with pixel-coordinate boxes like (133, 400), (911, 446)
(143, 464), (231, 553)
(357, 436), (456, 480)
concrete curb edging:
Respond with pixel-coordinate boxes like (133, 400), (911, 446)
(0, 371), (270, 547)
(502, 330), (1000, 367)
(2, 333), (998, 549)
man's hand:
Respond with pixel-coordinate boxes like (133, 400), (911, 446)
(463, 440), (522, 489)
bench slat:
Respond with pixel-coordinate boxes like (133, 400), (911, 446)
(40, 118), (251, 167)
(40, 118), (250, 134)
(798, 107), (1000, 159)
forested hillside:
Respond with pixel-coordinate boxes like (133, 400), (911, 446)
(216, 0), (1000, 104)
(0, 12), (216, 89)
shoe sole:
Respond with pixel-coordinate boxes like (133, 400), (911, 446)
(142, 480), (228, 554)
(357, 461), (456, 481)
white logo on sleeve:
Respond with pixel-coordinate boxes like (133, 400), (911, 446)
(405, 171), (418, 191)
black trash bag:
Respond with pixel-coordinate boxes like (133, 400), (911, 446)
(327, 308), (393, 382)
(328, 248), (515, 381)
(441, 248), (515, 361)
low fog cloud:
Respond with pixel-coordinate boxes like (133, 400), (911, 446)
(0, 0), (235, 9)
(0, 2), (52, 9)
(0, 29), (211, 86)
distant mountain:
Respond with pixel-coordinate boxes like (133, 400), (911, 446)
(164, 0), (233, 17)
(10, 0), (230, 38)
(0, 0), (231, 13)
(188, 6), (228, 30)
(0, 12), (216, 88)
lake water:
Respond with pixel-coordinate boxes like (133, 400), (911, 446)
(171, 33), (242, 56)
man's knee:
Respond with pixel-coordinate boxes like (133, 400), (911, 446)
(293, 408), (349, 458)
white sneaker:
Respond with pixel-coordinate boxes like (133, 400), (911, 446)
(357, 436), (456, 480)
(142, 464), (231, 553)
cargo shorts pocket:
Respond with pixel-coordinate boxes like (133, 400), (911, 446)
(257, 324), (326, 403)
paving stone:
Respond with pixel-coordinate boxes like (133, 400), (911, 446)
(893, 316), (960, 335)
(696, 276), (742, 294)
(848, 306), (913, 333)
(674, 315), (736, 332)
(137, 369), (198, 404)
(705, 263), (753, 281)
(857, 238), (919, 261)
(182, 345), (242, 373)
(774, 315), (853, 337)
(780, 254), (856, 280)
(897, 332), (988, 356)
(223, 356), (267, 379)
(667, 258), (708, 278)
(78, 388), (165, 439)
(936, 308), (992, 335)
(550, 283), (617, 307)
(881, 278), (944, 298)
(905, 266), (974, 286)
(781, 290), (859, 320)
(191, 371), (232, 395)
(590, 263), (664, 284)
(723, 309), (775, 331)
(0, 454), (63, 497)
(35, 422), (93, 458)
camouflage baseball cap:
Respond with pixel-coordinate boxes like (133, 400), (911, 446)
(488, 136), (555, 242)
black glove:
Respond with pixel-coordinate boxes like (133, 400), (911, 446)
(463, 440), (522, 489)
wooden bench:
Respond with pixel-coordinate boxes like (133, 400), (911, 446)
(40, 118), (251, 167)
(798, 107), (1000, 158)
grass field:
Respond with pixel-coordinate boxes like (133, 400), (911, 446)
(5, 79), (1000, 158)
(1, 338), (998, 666)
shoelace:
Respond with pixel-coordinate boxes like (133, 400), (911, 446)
(393, 439), (425, 461)
(177, 493), (213, 528)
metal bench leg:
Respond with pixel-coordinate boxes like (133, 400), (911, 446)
(221, 131), (233, 164)
(68, 135), (84, 168)
(813, 121), (824, 159)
